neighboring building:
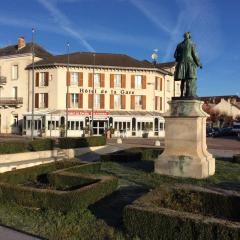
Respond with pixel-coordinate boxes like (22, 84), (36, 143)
(0, 37), (51, 134)
(201, 95), (240, 127)
(23, 52), (179, 137)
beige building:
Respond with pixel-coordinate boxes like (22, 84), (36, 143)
(0, 36), (179, 137)
(0, 37), (51, 134)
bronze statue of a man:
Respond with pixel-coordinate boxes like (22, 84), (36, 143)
(174, 32), (202, 98)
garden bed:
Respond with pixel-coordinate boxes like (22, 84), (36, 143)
(123, 184), (240, 240)
(0, 160), (118, 212)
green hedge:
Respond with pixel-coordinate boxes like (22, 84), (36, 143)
(58, 136), (106, 149)
(0, 160), (81, 184)
(0, 139), (55, 154)
(0, 161), (118, 212)
(0, 142), (28, 154)
(101, 148), (163, 162)
(123, 184), (240, 240)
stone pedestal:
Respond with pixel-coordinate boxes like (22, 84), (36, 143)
(155, 99), (215, 179)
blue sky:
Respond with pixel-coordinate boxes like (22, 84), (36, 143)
(0, 0), (239, 96)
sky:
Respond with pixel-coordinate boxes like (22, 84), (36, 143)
(0, 0), (239, 96)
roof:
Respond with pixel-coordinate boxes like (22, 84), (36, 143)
(0, 43), (52, 59)
(157, 61), (176, 69)
(200, 95), (240, 104)
(26, 52), (172, 74)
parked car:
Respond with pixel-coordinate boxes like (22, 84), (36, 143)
(213, 127), (236, 137)
(206, 128), (215, 137)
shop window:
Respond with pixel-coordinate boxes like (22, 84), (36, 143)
(127, 122), (130, 130)
(80, 121), (84, 130)
(71, 121), (74, 130)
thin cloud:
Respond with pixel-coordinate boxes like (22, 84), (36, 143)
(37, 0), (95, 52)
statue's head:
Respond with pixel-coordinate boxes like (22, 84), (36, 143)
(183, 32), (191, 39)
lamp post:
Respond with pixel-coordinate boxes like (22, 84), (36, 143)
(91, 53), (96, 135)
(66, 42), (70, 138)
(31, 28), (35, 140)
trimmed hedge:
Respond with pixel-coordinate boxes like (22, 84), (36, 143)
(0, 142), (28, 154)
(0, 160), (118, 212)
(101, 148), (163, 162)
(123, 184), (240, 240)
(0, 139), (54, 154)
(58, 136), (106, 149)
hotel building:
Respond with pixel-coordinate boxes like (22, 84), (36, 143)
(0, 37), (180, 138)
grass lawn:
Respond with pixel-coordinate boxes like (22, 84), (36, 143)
(0, 156), (239, 239)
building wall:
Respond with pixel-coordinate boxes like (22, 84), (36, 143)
(32, 66), (178, 113)
(0, 54), (41, 134)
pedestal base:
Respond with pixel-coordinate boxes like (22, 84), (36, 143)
(155, 100), (215, 179)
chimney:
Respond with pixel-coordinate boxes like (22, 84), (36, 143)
(18, 36), (26, 50)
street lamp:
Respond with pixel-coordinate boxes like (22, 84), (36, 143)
(31, 28), (35, 140)
(91, 53), (96, 135)
(66, 42), (70, 138)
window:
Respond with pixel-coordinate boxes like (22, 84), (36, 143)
(135, 75), (142, 89)
(71, 72), (79, 85)
(94, 94), (100, 108)
(12, 87), (18, 98)
(39, 93), (45, 108)
(12, 65), (18, 80)
(135, 95), (142, 108)
(94, 73), (100, 88)
(40, 73), (47, 86)
(71, 94), (79, 108)
(167, 80), (170, 92)
(13, 114), (18, 127)
(114, 74), (121, 88)
(114, 95), (121, 109)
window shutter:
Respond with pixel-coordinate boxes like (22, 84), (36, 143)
(100, 94), (105, 109)
(142, 75), (146, 89)
(36, 72), (39, 87)
(79, 93), (83, 108)
(110, 74), (114, 88)
(155, 77), (158, 90)
(35, 93), (39, 108)
(131, 95), (135, 110)
(88, 73), (93, 87)
(79, 72), (83, 86)
(131, 75), (135, 89)
(160, 97), (162, 111)
(45, 72), (49, 86)
(88, 94), (93, 109)
(142, 95), (146, 110)
(121, 74), (126, 88)
(66, 71), (70, 86)
(160, 78), (163, 91)
(44, 93), (48, 108)
(110, 95), (114, 109)
(121, 95), (126, 109)
(100, 73), (105, 88)
(155, 96), (158, 110)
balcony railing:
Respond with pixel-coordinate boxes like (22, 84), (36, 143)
(0, 97), (23, 106)
(0, 76), (7, 84)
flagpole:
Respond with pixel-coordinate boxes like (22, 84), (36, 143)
(31, 28), (35, 140)
(66, 42), (70, 138)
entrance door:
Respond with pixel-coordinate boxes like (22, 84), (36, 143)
(93, 120), (107, 135)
